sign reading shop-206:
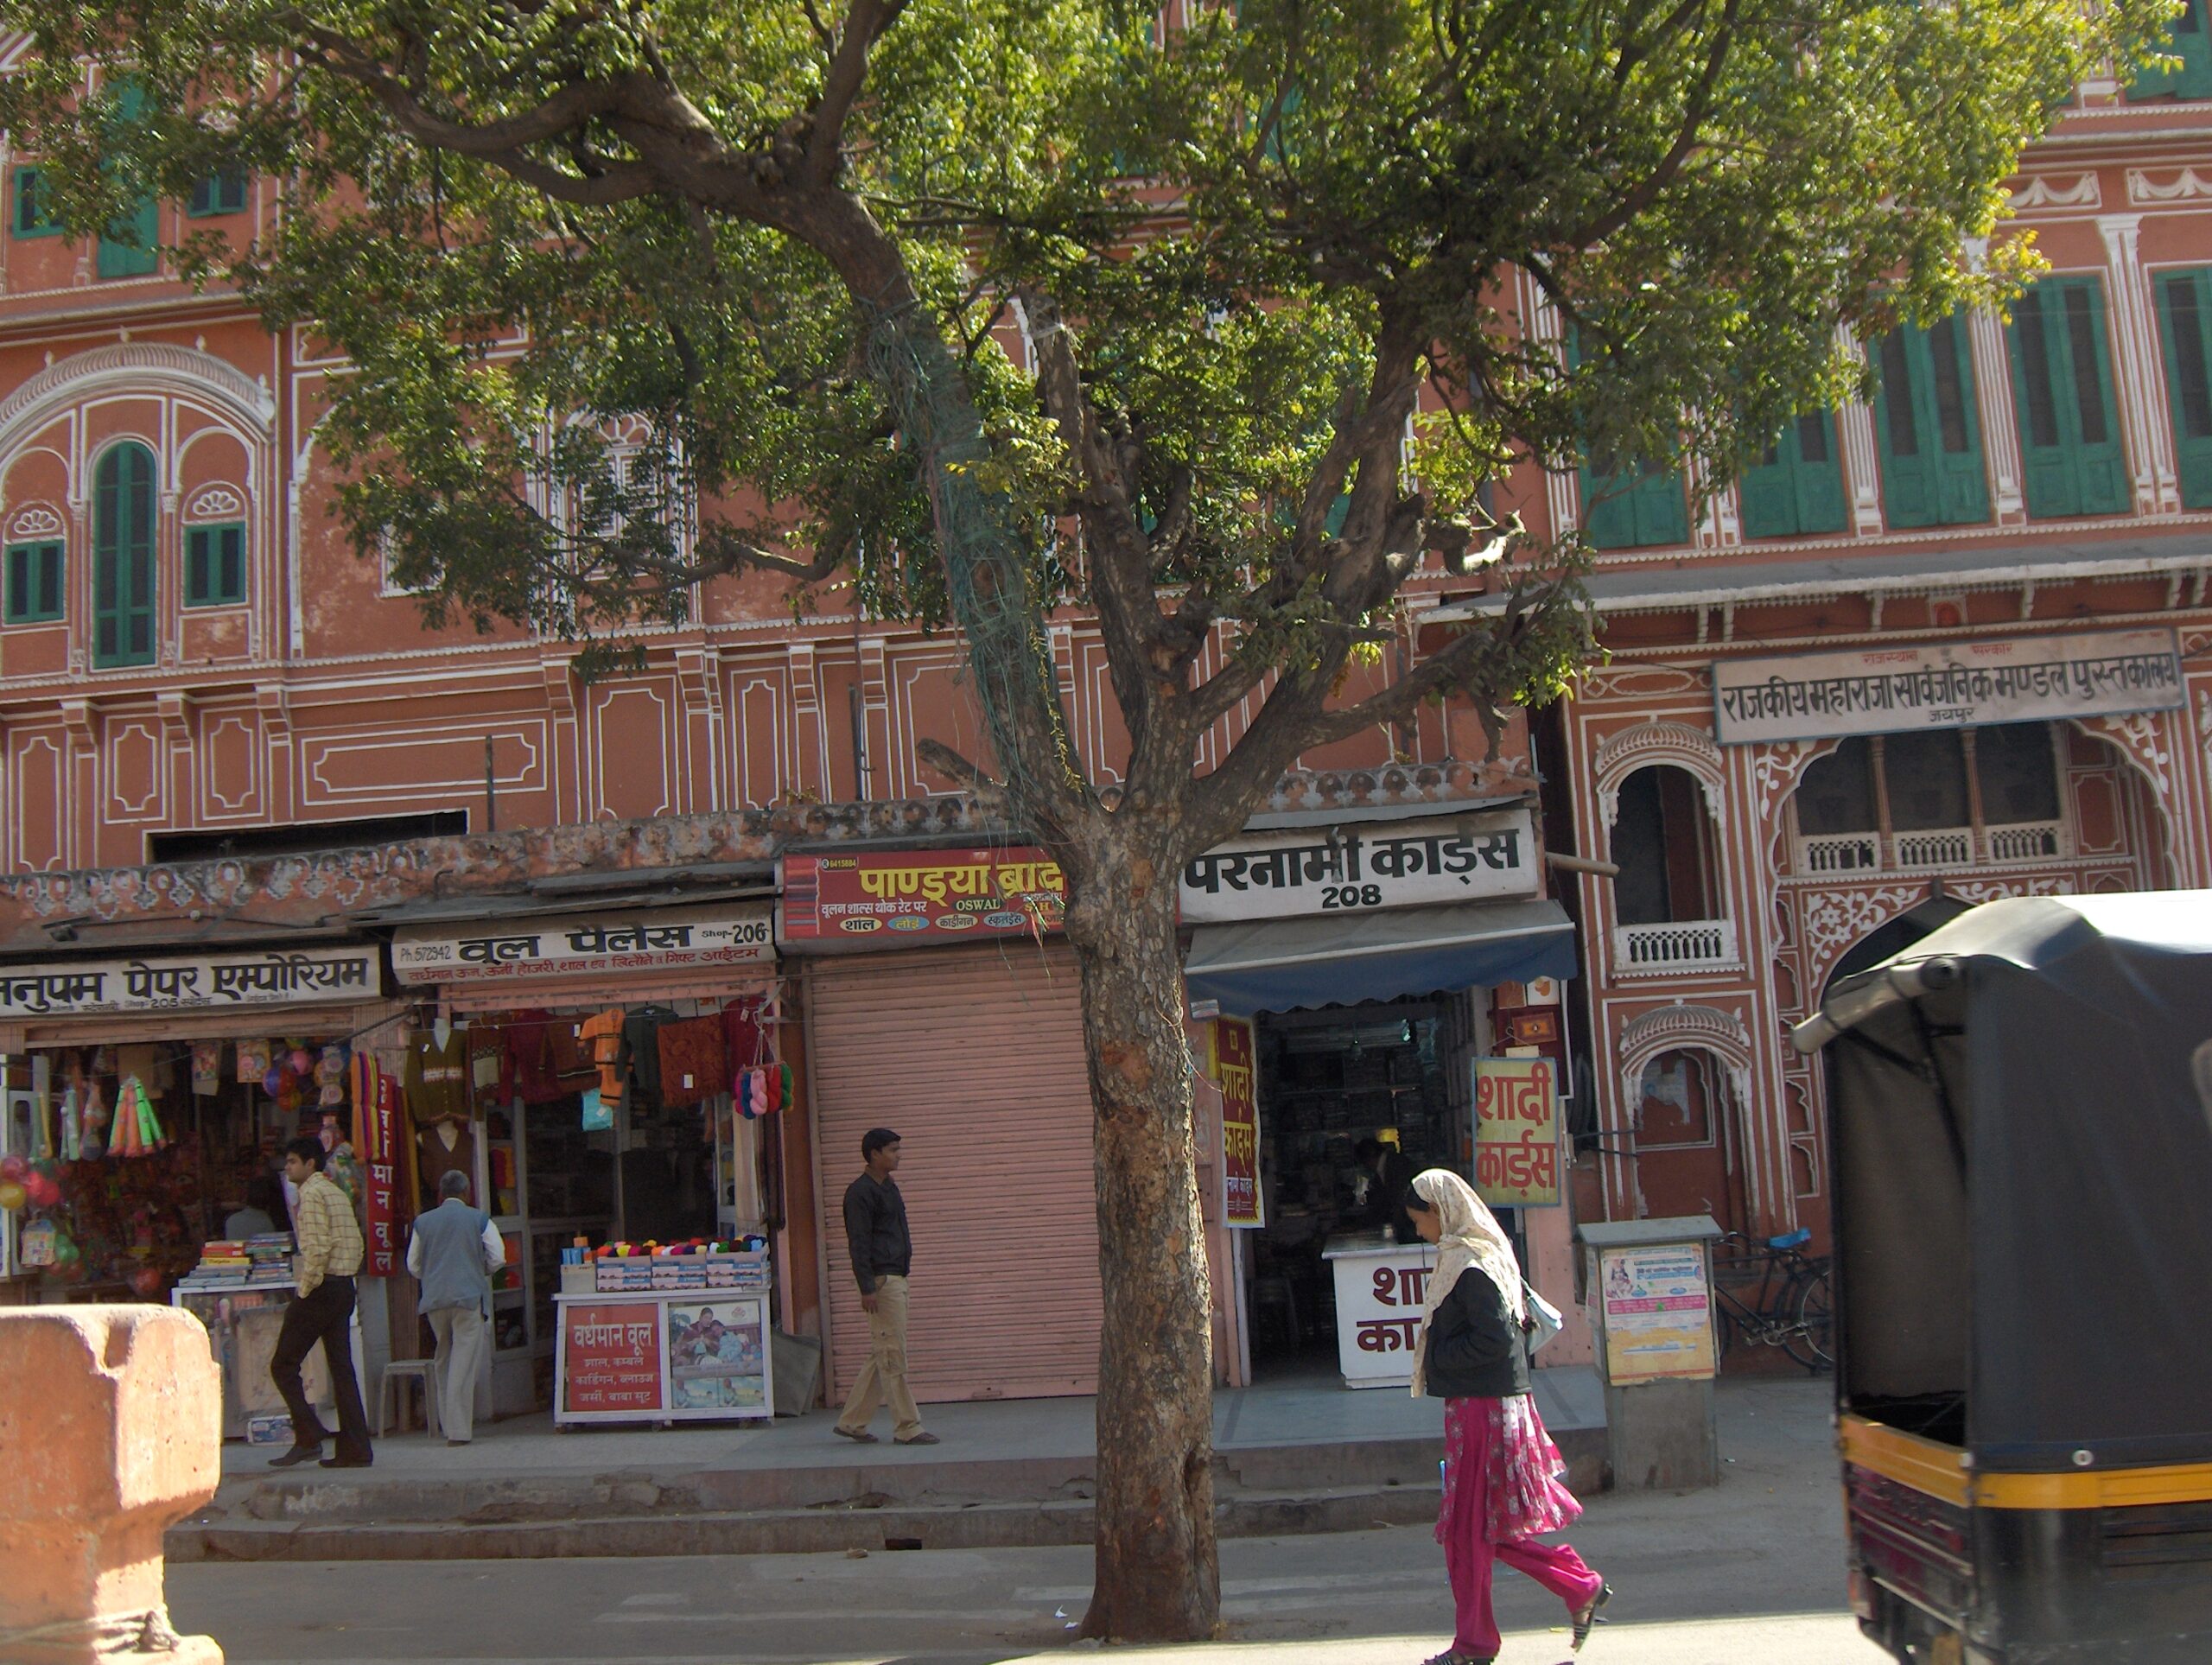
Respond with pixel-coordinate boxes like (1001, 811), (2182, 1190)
(1178, 806), (1537, 925)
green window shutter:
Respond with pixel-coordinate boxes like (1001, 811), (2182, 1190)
(1739, 413), (1847, 537)
(95, 77), (158, 278)
(2157, 267), (2212, 508)
(2133, 0), (2212, 99)
(4, 541), (61, 623)
(186, 523), (245, 606)
(2008, 277), (2131, 519)
(188, 167), (247, 218)
(1873, 320), (1990, 529)
(12, 167), (61, 238)
(93, 444), (156, 666)
(1567, 327), (1688, 550)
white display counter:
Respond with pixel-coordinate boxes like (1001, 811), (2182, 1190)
(1321, 1230), (1439, 1389)
(553, 1287), (773, 1427)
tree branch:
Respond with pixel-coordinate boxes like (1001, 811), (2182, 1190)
(808, 0), (910, 185)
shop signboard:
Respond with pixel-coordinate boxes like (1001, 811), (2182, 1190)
(778, 848), (1067, 947)
(1713, 626), (2183, 746)
(357, 1068), (404, 1278)
(1210, 1017), (1264, 1229)
(1471, 1056), (1560, 1209)
(1325, 1242), (1440, 1389)
(0, 946), (380, 1020)
(558, 1301), (665, 1416)
(392, 904), (772, 987)
(1178, 808), (1537, 924)
(1597, 1243), (1718, 1383)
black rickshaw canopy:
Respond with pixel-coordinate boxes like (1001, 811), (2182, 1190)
(1793, 892), (2212, 1474)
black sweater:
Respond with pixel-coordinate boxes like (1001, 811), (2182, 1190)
(842, 1172), (912, 1295)
(1420, 1269), (1532, 1400)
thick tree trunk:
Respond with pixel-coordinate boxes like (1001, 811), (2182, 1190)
(1064, 842), (1221, 1643)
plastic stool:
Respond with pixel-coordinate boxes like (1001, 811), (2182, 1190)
(376, 1359), (437, 1438)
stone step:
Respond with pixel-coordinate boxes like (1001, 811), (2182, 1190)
(168, 1483), (1448, 1564)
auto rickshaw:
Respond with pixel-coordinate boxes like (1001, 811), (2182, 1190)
(1790, 892), (2212, 1664)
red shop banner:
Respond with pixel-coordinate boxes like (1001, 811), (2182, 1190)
(355, 1057), (403, 1277)
(561, 1302), (666, 1416)
(779, 848), (1068, 947)
(1211, 1018), (1264, 1229)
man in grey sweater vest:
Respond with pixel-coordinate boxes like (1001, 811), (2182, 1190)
(406, 1170), (506, 1445)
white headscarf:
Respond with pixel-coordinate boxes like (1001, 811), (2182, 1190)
(1408, 1167), (1525, 1399)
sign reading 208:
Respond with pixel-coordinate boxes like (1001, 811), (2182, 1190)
(1177, 807), (1539, 925)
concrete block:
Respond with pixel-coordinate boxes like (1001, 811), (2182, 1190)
(0, 1306), (223, 1663)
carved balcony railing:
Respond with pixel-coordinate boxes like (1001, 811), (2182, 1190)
(1613, 918), (1741, 975)
(1791, 819), (2071, 877)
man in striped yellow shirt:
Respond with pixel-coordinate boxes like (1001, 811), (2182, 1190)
(268, 1135), (374, 1468)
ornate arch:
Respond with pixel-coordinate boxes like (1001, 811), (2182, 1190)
(1617, 1001), (1756, 1128)
(1593, 719), (1725, 825)
(0, 345), (276, 467)
(2071, 712), (2189, 887)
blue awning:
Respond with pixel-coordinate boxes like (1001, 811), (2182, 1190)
(1183, 899), (1579, 1017)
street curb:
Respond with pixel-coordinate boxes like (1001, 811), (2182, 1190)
(166, 1484), (1447, 1563)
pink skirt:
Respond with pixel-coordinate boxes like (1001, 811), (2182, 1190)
(1436, 1392), (1583, 1546)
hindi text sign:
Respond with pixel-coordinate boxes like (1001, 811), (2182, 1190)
(1325, 1242), (1440, 1388)
(1713, 628), (2183, 745)
(1178, 808), (1538, 924)
(1597, 1244), (1717, 1384)
(559, 1301), (666, 1417)
(392, 904), (773, 987)
(1211, 1018), (1264, 1229)
(1472, 1057), (1561, 1209)
(0, 947), (380, 1020)
(778, 849), (1067, 947)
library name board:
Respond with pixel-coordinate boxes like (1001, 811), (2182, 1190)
(0, 947), (379, 1019)
(779, 848), (1068, 947)
(1178, 807), (1538, 925)
(391, 904), (774, 987)
(1713, 628), (2184, 746)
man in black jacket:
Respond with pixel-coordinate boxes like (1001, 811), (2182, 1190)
(832, 1128), (937, 1445)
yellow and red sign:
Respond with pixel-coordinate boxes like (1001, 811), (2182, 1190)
(778, 848), (1067, 947)
(1211, 1017), (1264, 1229)
(1472, 1056), (1560, 1209)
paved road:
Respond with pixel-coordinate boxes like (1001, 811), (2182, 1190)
(171, 1378), (1887, 1665)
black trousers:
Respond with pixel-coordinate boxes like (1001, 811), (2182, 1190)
(270, 1274), (372, 1458)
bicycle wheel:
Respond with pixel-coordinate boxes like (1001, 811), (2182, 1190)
(1785, 1267), (1834, 1372)
(1713, 1305), (1737, 1364)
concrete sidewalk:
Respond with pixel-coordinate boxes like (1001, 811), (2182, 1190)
(174, 1365), (1605, 1563)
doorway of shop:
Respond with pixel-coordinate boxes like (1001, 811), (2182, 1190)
(1243, 995), (1465, 1380)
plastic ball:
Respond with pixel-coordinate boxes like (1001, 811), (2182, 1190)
(54, 1238), (79, 1265)
(289, 1048), (314, 1076)
(0, 1182), (25, 1212)
(129, 1266), (164, 1298)
(0, 1154), (26, 1183)
(26, 1175), (60, 1209)
(264, 1068), (284, 1096)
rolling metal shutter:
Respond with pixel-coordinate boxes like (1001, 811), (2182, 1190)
(806, 944), (1102, 1401)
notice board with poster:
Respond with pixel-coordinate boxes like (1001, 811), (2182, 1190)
(554, 1292), (775, 1425)
(1596, 1242), (1718, 1383)
(1471, 1057), (1561, 1208)
(1210, 1018), (1264, 1229)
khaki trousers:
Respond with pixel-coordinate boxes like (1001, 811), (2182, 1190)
(427, 1306), (488, 1443)
(836, 1274), (924, 1440)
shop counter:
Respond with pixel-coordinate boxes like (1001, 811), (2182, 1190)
(172, 1278), (359, 1440)
(554, 1287), (773, 1427)
(1320, 1230), (1439, 1389)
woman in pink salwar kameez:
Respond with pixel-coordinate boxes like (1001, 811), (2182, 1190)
(1405, 1169), (1611, 1664)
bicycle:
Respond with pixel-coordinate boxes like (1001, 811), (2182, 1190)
(1710, 1228), (1833, 1372)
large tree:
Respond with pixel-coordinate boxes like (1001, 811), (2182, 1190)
(0, 0), (2158, 1638)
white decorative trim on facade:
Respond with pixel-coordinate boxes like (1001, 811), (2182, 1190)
(1617, 1002), (1756, 1138)
(0, 346), (276, 462)
(1593, 718), (1726, 826)
(1522, 272), (1581, 541)
(1800, 883), (1923, 992)
(1834, 326), (1887, 537)
(2097, 219), (2183, 517)
(2128, 167), (2212, 205)
(5, 503), (62, 539)
(2008, 174), (2102, 213)
(182, 485), (247, 522)
(1964, 307), (2029, 524)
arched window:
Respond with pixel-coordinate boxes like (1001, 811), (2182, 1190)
(93, 442), (156, 668)
(1611, 765), (1719, 925)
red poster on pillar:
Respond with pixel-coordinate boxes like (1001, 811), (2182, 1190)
(359, 1069), (402, 1276)
(1211, 1018), (1264, 1229)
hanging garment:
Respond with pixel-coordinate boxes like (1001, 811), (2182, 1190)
(656, 1016), (728, 1109)
(404, 1026), (474, 1125)
(580, 1009), (628, 1111)
(624, 1007), (677, 1104)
